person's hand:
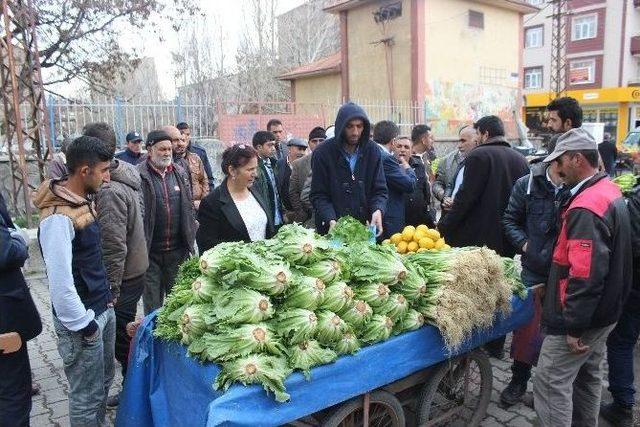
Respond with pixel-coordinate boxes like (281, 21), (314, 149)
(329, 220), (337, 231)
(370, 210), (383, 237)
(522, 241), (529, 253)
(442, 197), (454, 209)
(399, 157), (410, 170)
(193, 200), (201, 210)
(566, 335), (589, 354)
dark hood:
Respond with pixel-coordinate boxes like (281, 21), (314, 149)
(333, 102), (371, 147)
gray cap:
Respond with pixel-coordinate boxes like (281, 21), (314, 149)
(287, 137), (308, 148)
(543, 127), (597, 163)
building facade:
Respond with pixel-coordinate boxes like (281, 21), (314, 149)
(279, 0), (537, 137)
(523, 0), (640, 143)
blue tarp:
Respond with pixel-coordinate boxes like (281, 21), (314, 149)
(116, 294), (533, 427)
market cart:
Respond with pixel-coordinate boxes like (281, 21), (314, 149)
(115, 293), (533, 427)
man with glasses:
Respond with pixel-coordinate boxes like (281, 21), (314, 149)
(289, 127), (326, 227)
(115, 131), (146, 165)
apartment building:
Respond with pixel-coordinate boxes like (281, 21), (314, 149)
(522, 0), (640, 143)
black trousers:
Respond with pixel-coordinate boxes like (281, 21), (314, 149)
(114, 274), (145, 380)
(0, 345), (31, 427)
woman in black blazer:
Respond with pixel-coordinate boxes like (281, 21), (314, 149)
(196, 144), (276, 253)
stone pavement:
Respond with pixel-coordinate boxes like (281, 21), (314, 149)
(20, 238), (639, 427)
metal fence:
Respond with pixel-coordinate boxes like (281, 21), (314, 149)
(2, 89), (520, 154)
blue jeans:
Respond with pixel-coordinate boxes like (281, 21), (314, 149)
(607, 304), (640, 407)
(53, 308), (116, 427)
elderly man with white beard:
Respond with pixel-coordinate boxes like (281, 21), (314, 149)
(137, 129), (196, 314)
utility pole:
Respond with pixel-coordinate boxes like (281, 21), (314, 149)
(549, 0), (569, 99)
(0, 0), (51, 224)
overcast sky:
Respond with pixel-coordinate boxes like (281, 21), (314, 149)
(127, 0), (306, 98)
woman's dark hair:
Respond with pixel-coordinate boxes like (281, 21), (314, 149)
(221, 144), (258, 176)
(66, 136), (113, 174)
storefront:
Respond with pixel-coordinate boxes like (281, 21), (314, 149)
(524, 87), (640, 145)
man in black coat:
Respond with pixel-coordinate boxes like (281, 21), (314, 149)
(0, 192), (42, 426)
(438, 115), (529, 257)
(393, 136), (435, 227)
(310, 102), (388, 235)
(438, 115), (529, 359)
(598, 132), (617, 176)
(601, 176), (640, 426)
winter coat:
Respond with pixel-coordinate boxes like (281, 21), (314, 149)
(189, 143), (215, 191)
(0, 192), (41, 342)
(115, 149), (146, 166)
(276, 157), (293, 212)
(288, 153), (314, 227)
(623, 180), (640, 307)
(379, 145), (416, 239)
(95, 160), (149, 300)
(597, 140), (617, 176)
(196, 179), (276, 253)
(432, 150), (462, 202)
(542, 173), (632, 336)
(254, 156), (281, 224)
(179, 151), (210, 204)
(137, 160), (196, 254)
(310, 102), (388, 234)
(438, 137), (529, 257)
(48, 152), (68, 179)
(405, 155), (436, 228)
(502, 162), (566, 285)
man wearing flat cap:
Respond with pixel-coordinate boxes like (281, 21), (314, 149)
(277, 137), (308, 223)
(533, 127), (633, 427)
(137, 130), (196, 314)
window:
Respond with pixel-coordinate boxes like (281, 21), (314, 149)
(572, 14), (597, 41)
(468, 10), (484, 29)
(525, 26), (543, 48)
(569, 59), (596, 85)
(524, 67), (543, 89)
(528, 0), (544, 5)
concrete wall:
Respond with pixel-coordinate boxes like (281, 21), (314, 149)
(346, 0), (412, 101)
(424, 0), (521, 88)
(293, 73), (342, 106)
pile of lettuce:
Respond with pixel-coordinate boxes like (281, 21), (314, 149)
(155, 219), (525, 402)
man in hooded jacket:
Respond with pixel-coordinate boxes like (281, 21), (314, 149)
(310, 102), (388, 235)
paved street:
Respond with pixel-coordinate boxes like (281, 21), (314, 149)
(20, 238), (639, 427)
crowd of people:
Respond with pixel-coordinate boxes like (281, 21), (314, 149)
(0, 96), (638, 427)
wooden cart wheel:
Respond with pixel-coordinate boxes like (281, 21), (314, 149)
(322, 390), (405, 427)
(416, 350), (492, 427)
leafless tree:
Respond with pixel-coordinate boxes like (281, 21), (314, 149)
(33, 0), (198, 91)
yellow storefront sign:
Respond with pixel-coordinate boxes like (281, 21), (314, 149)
(525, 87), (640, 107)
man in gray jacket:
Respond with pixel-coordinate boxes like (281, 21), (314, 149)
(289, 127), (326, 228)
(432, 125), (478, 213)
(83, 123), (148, 407)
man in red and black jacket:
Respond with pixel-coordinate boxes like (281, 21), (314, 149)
(533, 128), (633, 427)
